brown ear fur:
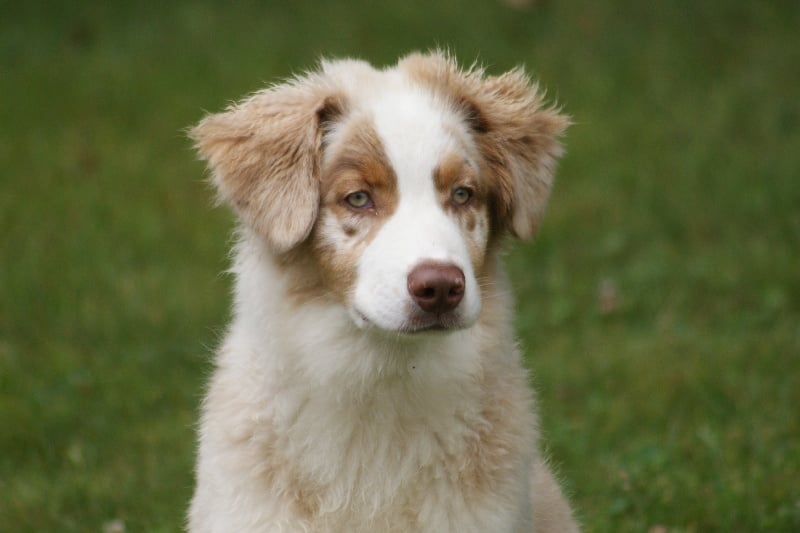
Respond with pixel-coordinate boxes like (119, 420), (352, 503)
(191, 78), (344, 253)
(400, 51), (569, 239)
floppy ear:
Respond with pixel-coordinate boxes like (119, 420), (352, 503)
(190, 78), (344, 253)
(400, 52), (569, 239)
(470, 69), (569, 239)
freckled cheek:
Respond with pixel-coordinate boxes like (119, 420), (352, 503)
(320, 209), (369, 246)
(314, 211), (375, 298)
(465, 211), (490, 270)
(338, 214), (376, 250)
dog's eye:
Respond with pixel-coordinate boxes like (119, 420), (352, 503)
(451, 187), (472, 206)
(345, 191), (373, 209)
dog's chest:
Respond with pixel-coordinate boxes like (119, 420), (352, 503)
(245, 369), (530, 532)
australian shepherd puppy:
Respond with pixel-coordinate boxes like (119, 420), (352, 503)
(188, 51), (579, 533)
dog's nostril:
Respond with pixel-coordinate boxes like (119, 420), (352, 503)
(407, 262), (466, 315)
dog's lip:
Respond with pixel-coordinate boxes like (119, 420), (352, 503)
(400, 317), (461, 334)
(402, 305), (470, 332)
(399, 323), (449, 334)
(352, 308), (464, 334)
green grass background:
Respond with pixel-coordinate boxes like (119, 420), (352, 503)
(1, 1), (798, 531)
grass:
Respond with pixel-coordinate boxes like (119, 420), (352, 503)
(1, 0), (798, 531)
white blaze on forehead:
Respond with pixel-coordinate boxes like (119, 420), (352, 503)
(370, 88), (455, 198)
(349, 80), (483, 332)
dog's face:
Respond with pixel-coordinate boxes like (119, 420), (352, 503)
(192, 53), (568, 334)
(315, 88), (491, 333)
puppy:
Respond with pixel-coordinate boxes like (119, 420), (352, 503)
(188, 51), (579, 533)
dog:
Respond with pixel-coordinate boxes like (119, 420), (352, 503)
(188, 51), (579, 533)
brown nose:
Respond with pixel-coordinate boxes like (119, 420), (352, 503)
(407, 262), (465, 315)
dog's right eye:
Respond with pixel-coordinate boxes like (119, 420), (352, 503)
(451, 187), (473, 206)
(344, 191), (373, 209)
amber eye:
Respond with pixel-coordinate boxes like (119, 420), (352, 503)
(344, 191), (373, 209)
(451, 187), (472, 206)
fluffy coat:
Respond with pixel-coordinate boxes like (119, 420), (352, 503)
(188, 51), (579, 533)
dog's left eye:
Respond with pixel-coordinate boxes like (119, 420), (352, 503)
(451, 187), (472, 206)
(345, 191), (373, 209)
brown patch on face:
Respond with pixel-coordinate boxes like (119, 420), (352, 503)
(283, 116), (398, 305)
(321, 117), (398, 216)
(432, 152), (490, 271)
(462, 209), (477, 233)
(433, 152), (468, 193)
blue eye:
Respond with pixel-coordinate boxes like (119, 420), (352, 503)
(451, 187), (472, 205)
(345, 191), (372, 208)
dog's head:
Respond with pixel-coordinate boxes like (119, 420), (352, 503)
(192, 52), (568, 334)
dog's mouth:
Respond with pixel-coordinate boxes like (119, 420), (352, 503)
(351, 307), (466, 335)
(401, 313), (465, 334)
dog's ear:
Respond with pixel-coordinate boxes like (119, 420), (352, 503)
(191, 79), (345, 253)
(401, 52), (569, 240)
(470, 69), (569, 240)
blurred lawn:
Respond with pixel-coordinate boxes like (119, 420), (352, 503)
(1, 1), (798, 531)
